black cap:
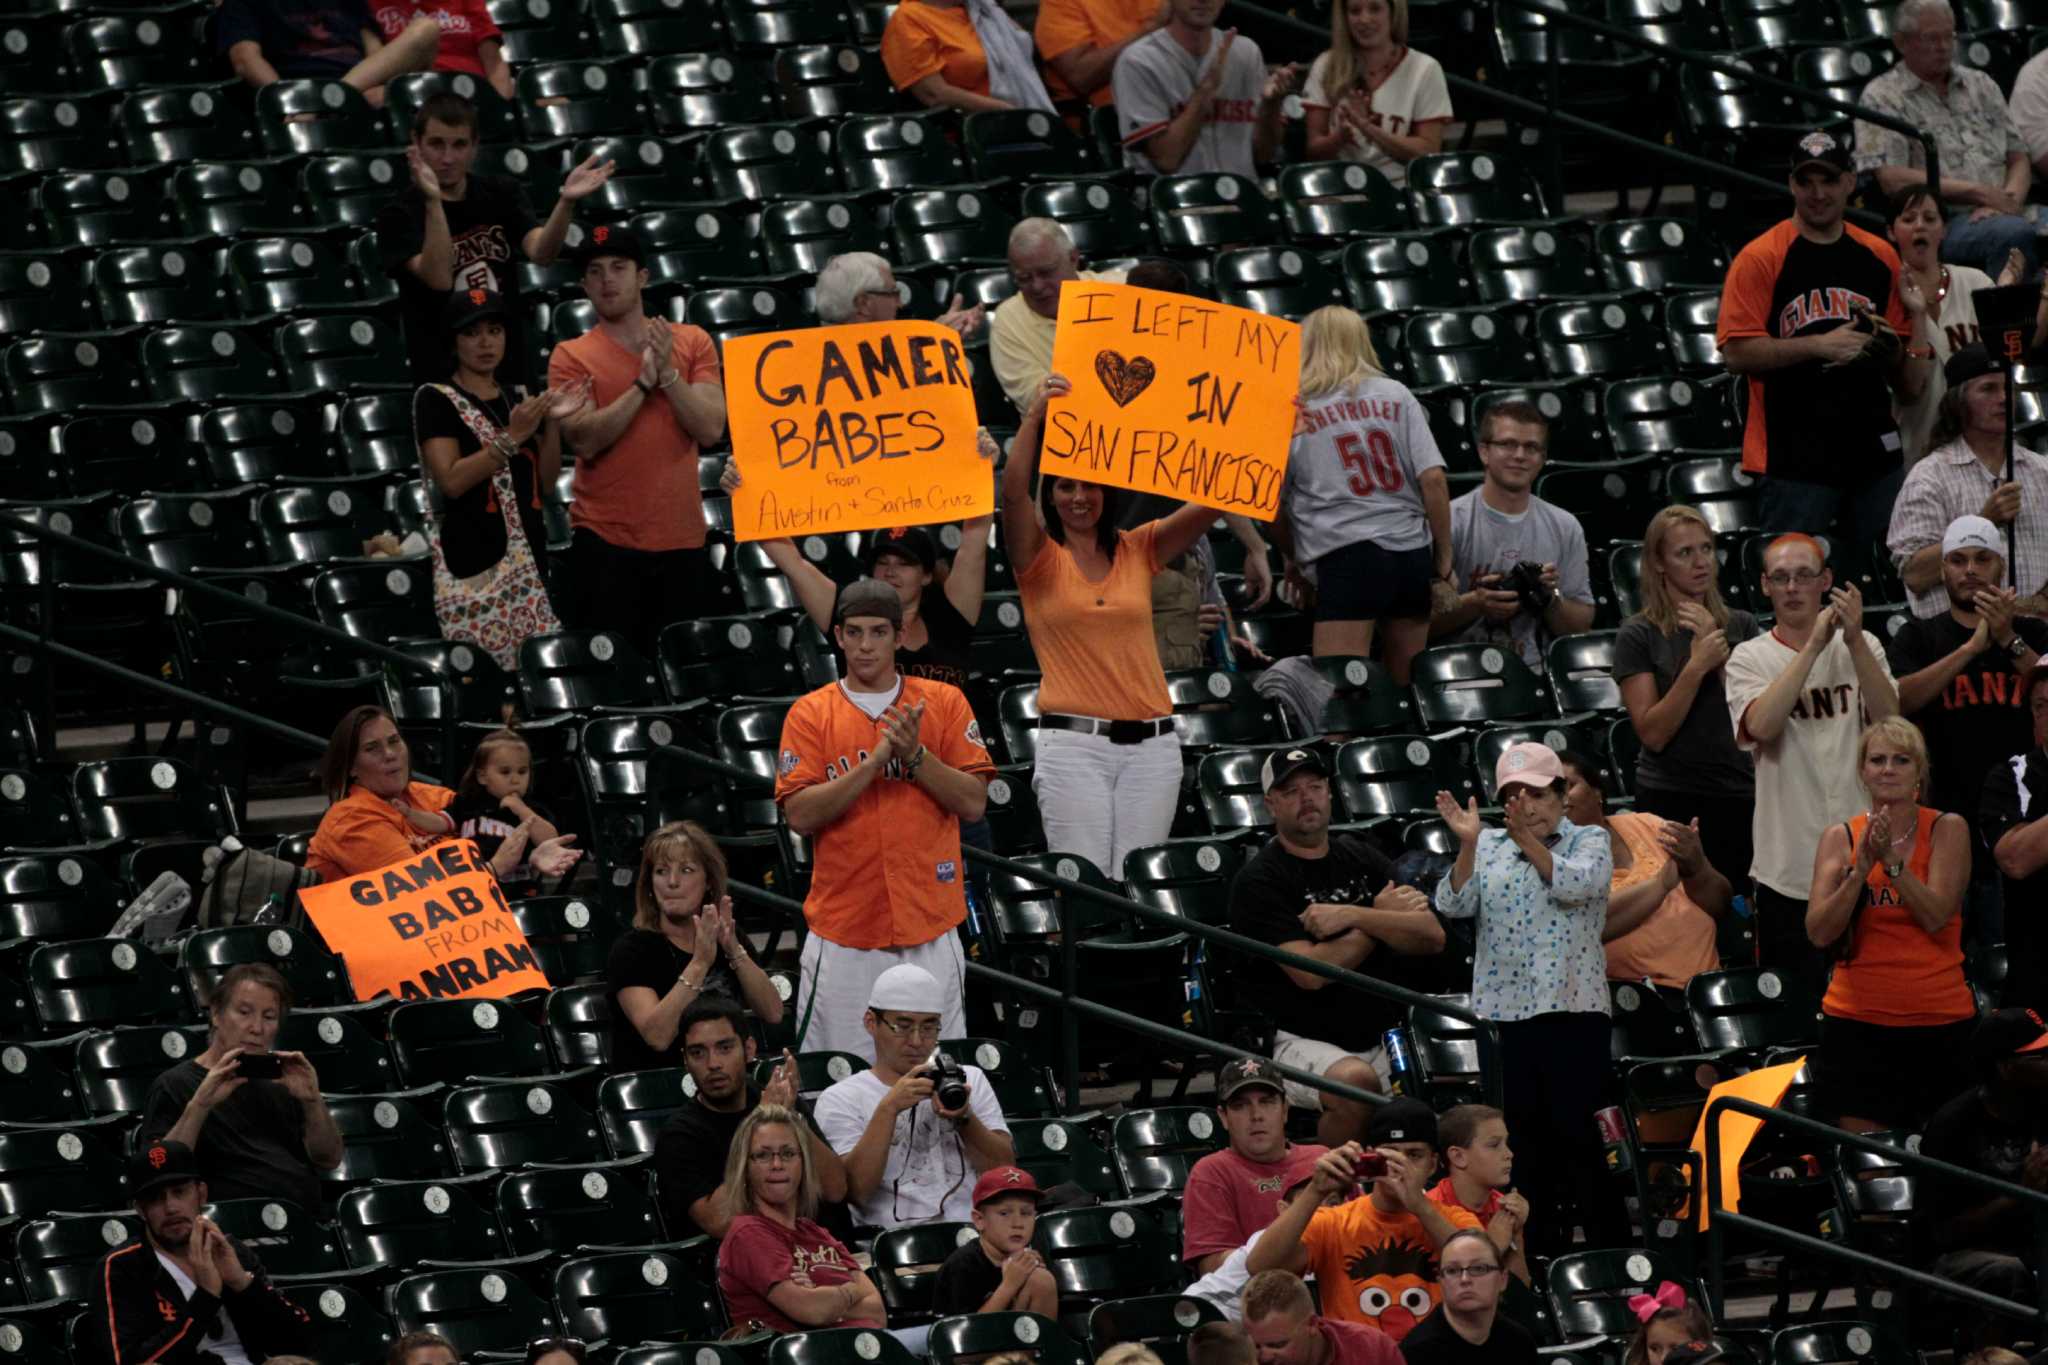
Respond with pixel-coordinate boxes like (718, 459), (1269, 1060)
(834, 576), (903, 626)
(1217, 1057), (1287, 1102)
(573, 222), (646, 267)
(127, 1139), (202, 1200)
(866, 526), (937, 574)
(1973, 1007), (2048, 1064)
(1260, 746), (1327, 793)
(1366, 1096), (1440, 1148)
(1945, 342), (2001, 390)
(1790, 128), (1854, 175)
(446, 286), (507, 334)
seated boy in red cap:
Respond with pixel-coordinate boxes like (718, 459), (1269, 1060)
(931, 1165), (1058, 1317)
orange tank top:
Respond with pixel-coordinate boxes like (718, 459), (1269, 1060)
(1821, 806), (1974, 1026)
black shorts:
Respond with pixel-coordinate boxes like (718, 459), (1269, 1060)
(1313, 540), (1432, 623)
(1817, 1011), (1977, 1130)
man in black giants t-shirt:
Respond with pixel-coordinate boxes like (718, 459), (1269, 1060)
(376, 92), (617, 384)
(1718, 129), (1933, 579)
(1888, 515), (2047, 950)
(1229, 747), (1446, 1148)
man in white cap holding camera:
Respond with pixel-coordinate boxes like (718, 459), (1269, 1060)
(1890, 513), (2048, 949)
(813, 963), (1015, 1232)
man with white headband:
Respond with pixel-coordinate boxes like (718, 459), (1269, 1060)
(813, 964), (1015, 1232)
(1891, 513), (2048, 949)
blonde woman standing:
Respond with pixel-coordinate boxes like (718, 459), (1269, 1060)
(1280, 304), (1452, 685)
(1613, 505), (1759, 893)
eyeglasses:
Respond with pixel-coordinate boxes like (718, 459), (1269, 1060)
(1480, 439), (1544, 456)
(875, 1014), (943, 1041)
(1764, 569), (1824, 588)
(1441, 1264), (1503, 1280)
(749, 1147), (803, 1166)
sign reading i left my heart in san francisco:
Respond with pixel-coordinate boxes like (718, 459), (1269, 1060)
(1043, 281), (1300, 520)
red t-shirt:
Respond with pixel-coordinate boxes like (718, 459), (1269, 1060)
(717, 1214), (879, 1334)
(1427, 1177), (1503, 1224)
(1181, 1143), (1327, 1263)
(1319, 1317), (1407, 1365)
(371, 0), (499, 76)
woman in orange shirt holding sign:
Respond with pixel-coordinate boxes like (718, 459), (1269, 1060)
(305, 705), (581, 884)
(1807, 716), (1976, 1133)
(1003, 373), (1220, 879)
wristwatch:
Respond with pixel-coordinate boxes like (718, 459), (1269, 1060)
(2009, 636), (2032, 661)
(1884, 860), (1905, 879)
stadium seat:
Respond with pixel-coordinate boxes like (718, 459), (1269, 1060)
(8, 333), (146, 412)
(1404, 311), (1542, 386)
(0, 253), (91, 336)
(1341, 233), (1473, 315)
(1123, 840), (1238, 927)
(1193, 750), (1277, 831)
(715, 700), (794, 830)
(1469, 225), (1606, 303)
(1406, 152), (1556, 227)
(544, 985), (612, 1072)
(1409, 644), (1555, 728)
(703, 122), (838, 200)
(554, 1250), (727, 1345)
(300, 153), (407, 228)
(1666, 458), (1759, 534)
(384, 70), (519, 142)
(1310, 658), (1420, 736)
(1535, 297), (1669, 380)
(517, 60), (650, 140)
(509, 896), (616, 988)
(1545, 1249), (1702, 1340)
(4, 94), (120, 171)
(599, 1068), (693, 1158)
(326, 1091), (454, 1186)
(255, 79), (385, 156)
(931, 1313), (1089, 1365)
(200, 1197), (346, 1278)
(644, 51), (778, 130)
(1407, 996), (1488, 1102)
(227, 236), (368, 315)
(29, 938), (191, 1031)
(1021, 179), (1150, 260)
(74, 1024), (203, 1118)
(0, 853), (118, 942)
(1164, 669), (1284, 749)
(278, 1006), (395, 1094)
(334, 1176), (518, 1270)
(1546, 633), (1624, 716)
(1332, 734), (1474, 817)
(1605, 374), (1741, 458)
(119, 86), (260, 164)
(1038, 1204), (1179, 1305)
(659, 616), (802, 707)
(14, 1211), (145, 1303)
(0, 16), (72, 99)
(839, 113), (972, 193)
(1534, 457), (1665, 547)
(1212, 245), (1347, 321)
(180, 924), (350, 1009)
(1110, 1107), (1224, 1197)
(276, 315), (408, 391)
(194, 400), (329, 485)
(1472, 723), (1600, 801)
(519, 631), (665, 715)
(496, 1160), (664, 1254)
(1011, 1117), (1119, 1198)
(391, 1266), (559, 1356)
(140, 325), (283, 403)
(1597, 219), (1731, 294)
(760, 196), (884, 276)
(491, 0), (597, 63)
(389, 997), (552, 1089)
(0, 1123), (127, 1218)
(870, 1221), (976, 1322)
(1723, 0), (1842, 46)
(893, 188), (1014, 265)
(1150, 172), (1281, 251)
(92, 244), (227, 327)
(775, 43), (894, 119)
(446, 1080), (604, 1173)
(771, 1329), (920, 1365)
(1686, 966), (1822, 1053)
(0, 1032), (87, 1124)
(41, 167), (175, 246)
(722, 0), (856, 47)
(1279, 160), (1405, 244)
(1088, 1294), (1226, 1365)
(285, 1282), (400, 1363)
(963, 108), (1095, 182)
(686, 285), (807, 352)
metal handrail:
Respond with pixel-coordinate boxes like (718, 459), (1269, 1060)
(1491, 0), (1942, 192)
(1702, 1094), (2048, 1322)
(2, 510), (461, 765)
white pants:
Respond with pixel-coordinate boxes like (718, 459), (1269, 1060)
(795, 931), (967, 1062)
(1031, 725), (1182, 880)
(1274, 1031), (1389, 1113)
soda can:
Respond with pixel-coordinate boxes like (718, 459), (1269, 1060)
(1381, 1028), (1413, 1094)
(1594, 1105), (1628, 1145)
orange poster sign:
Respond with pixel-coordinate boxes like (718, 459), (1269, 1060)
(1688, 1054), (1806, 1229)
(725, 320), (989, 541)
(299, 841), (550, 1002)
(1044, 282), (1300, 520)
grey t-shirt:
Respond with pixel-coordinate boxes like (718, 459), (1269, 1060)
(1113, 27), (1268, 177)
(1444, 491), (1594, 668)
(1610, 611), (1760, 798)
(1284, 377), (1445, 564)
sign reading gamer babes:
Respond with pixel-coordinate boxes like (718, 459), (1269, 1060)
(725, 320), (989, 541)
(1045, 282), (1300, 520)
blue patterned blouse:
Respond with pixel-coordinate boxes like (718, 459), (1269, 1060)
(1434, 816), (1614, 1022)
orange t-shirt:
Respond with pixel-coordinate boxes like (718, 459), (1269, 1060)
(774, 676), (995, 950)
(307, 782), (458, 883)
(881, 1), (988, 95)
(1822, 806), (1975, 1026)
(1017, 521), (1172, 722)
(547, 321), (720, 552)
(1603, 812), (1720, 990)
(1298, 1195), (1483, 1342)
(1035, 0), (1161, 105)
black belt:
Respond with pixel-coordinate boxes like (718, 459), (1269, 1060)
(1037, 713), (1176, 745)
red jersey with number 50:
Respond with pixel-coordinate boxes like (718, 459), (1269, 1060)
(1282, 376), (1446, 566)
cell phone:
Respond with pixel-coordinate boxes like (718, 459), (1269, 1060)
(236, 1052), (283, 1081)
(1354, 1149), (1389, 1179)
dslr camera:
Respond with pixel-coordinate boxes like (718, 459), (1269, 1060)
(1499, 560), (1555, 615)
(927, 1051), (970, 1111)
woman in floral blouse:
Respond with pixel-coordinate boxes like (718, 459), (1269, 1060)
(1434, 741), (1625, 1257)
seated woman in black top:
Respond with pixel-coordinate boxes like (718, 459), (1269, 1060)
(606, 820), (784, 1071)
(414, 287), (587, 666)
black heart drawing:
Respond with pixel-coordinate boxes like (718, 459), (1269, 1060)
(1094, 349), (1156, 408)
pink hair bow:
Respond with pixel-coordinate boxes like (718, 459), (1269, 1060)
(1628, 1282), (1687, 1322)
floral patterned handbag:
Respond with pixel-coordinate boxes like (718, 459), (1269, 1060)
(420, 383), (561, 671)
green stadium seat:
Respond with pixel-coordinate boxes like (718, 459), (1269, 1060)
(1685, 966), (1822, 1053)
(1406, 153), (1556, 227)
(1037, 1204), (1179, 1305)
(93, 244), (227, 326)
(227, 236), (368, 315)
(1545, 1249), (1702, 1340)
(326, 1091), (454, 1187)
(1535, 296), (1669, 379)
(390, 1266), (559, 1356)
(963, 107), (1096, 181)
(180, 924), (350, 1010)
(256, 79), (387, 155)
(1149, 172), (1280, 252)
(2, 94), (120, 172)
(1666, 457), (1759, 535)
(761, 196), (885, 276)
(1010, 1117), (1119, 1197)
(1164, 669), (1284, 748)
(390, 998), (553, 1090)
(554, 1250), (727, 1344)
(0, 253), (91, 335)
(775, 43), (895, 119)
(940, 1036), (1059, 1118)
(140, 325), (283, 403)
(1193, 749), (1277, 832)
(1310, 657), (1419, 736)
(0, 1123), (126, 1217)
(277, 1005), (395, 1094)
(0, 853), (118, 942)
(1403, 310), (1543, 386)
(870, 1221), (975, 1322)
(839, 113), (973, 194)
(1546, 632), (1624, 716)
(276, 315), (409, 391)
(1212, 245), (1346, 321)
(593, 0), (721, 57)
(496, 1160), (663, 1253)
(721, 0), (856, 48)
(41, 167), (175, 246)
(1598, 219), (1731, 293)
(1533, 457), (1664, 547)
(544, 983), (612, 1071)
(1123, 838), (1239, 927)
(1469, 225), (1606, 304)
(194, 400), (328, 485)
(647, 52), (779, 130)
(1279, 160), (1405, 244)
(1019, 180), (1148, 260)
(1604, 374), (1742, 458)
(299, 153), (407, 228)
(119, 86), (260, 164)
(1664, 291), (1725, 371)
(383, 70), (521, 142)
(334, 1176), (515, 1269)
(70, 755), (230, 845)
(0, 16), (72, 98)
(75, 1025), (201, 1117)
(7, 334), (146, 412)
(893, 188), (1015, 265)
(517, 60), (648, 140)
(510, 896), (616, 988)
(14, 1212), (145, 1303)
(715, 700), (794, 830)
(771, 1329), (920, 1365)
(1110, 1106), (1224, 1197)
(685, 284), (807, 351)
(1332, 734), (1473, 818)
(660, 616), (803, 706)
(285, 1281), (399, 1363)
(519, 631), (665, 716)
(932, 1313), (1089, 1365)
(490, 0), (596, 64)
(200, 1197), (346, 1278)
(0, 1032), (87, 1124)
(704, 122), (839, 200)
(1088, 1294), (1226, 1365)
(1409, 643), (1556, 728)
(253, 485), (367, 564)
(598, 1067), (692, 1158)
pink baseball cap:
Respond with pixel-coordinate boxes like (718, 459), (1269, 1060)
(1494, 741), (1564, 796)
